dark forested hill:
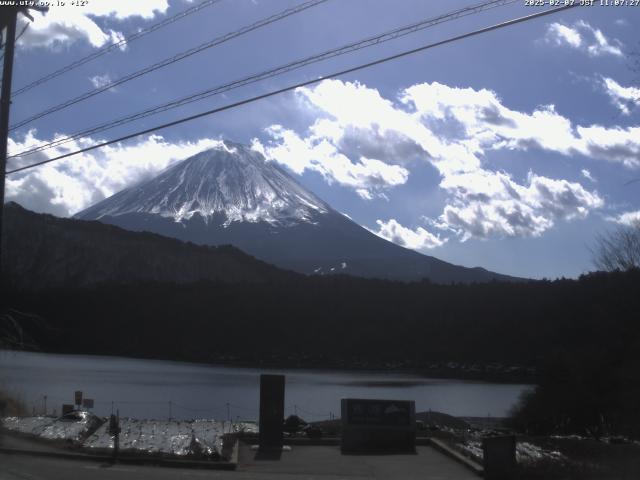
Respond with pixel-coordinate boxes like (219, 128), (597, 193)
(1, 202), (298, 289)
(3, 202), (639, 389)
(4, 267), (639, 376)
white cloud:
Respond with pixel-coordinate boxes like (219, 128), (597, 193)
(575, 125), (640, 169)
(262, 79), (609, 241)
(372, 219), (446, 250)
(544, 20), (623, 57)
(608, 210), (640, 226)
(601, 77), (640, 115)
(83, 0), (171, 20)
(6, 130), (223, 217)
(581, 169), (596, 182)
(401, 82), (640, 169)
(254, 124), (409, 200)
(110, 30), (128, 51)
(546, 23), (582, 48)
(17, 1), (171, 50)
(89, 73), (114, 89)
(440, 171), (603, 240)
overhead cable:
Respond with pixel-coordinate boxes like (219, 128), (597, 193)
(11, 0), (225, 97)
(9, 0), (330, 131)
(6, 4), (579, 176)
(10, 0), (516, 159)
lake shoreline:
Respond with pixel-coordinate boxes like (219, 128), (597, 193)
(1, 349), (531, 419)
(1, 347), (537, 385)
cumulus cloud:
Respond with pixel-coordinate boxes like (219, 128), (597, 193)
(575, 125), (640, 169)
(608, 210), (640, 226)
(6, 130), (223, 217)
(261, 79), (609, 243)
(253, 124), (409, 200)
(544, 20), (623, 57)
(372, 219), (445, 250)
(16, 1), (171, 50)
(546, 23), (582, 49)
(402, 82), (640, 168)
(440, 171), (603, 240)
(601, 77), (640, 115)
(82, 0), (171, 20)
(89, 74), (114, 89)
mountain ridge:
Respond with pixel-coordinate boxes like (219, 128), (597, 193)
(2, 201), (298, 289)
(78, 141), (329, 226)
(75, 140), (520, 283)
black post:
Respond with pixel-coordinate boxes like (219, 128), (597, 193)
(0, 8), (18, 279)
(258, 374), (285, 452)
(109, 410), (121, 462)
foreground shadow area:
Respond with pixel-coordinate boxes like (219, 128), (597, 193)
(341, 449), (418, 456)
(253, 449), (283, 461)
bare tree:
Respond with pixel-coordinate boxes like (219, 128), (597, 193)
(592, 220), (640, 272)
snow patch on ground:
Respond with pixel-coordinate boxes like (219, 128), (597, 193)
(2, 415), (258, 458)
(83, 418), (226, 457)
(2, 412), (101, 443)
(457, 437), (567, 465)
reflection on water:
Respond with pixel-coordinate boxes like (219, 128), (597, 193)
(0, 350), (531, 420)
(337, 380), (431, 388)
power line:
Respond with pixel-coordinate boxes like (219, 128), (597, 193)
(11, 0), (224, 97)
(9, 0), (330, 132)
(14, 21), (29, 43)
(9, 0), (517, 159)
(6, 4), (579, 176)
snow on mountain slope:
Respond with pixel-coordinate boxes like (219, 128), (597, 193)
(77, 141), (329, 227)
(76, 140), (519, 283)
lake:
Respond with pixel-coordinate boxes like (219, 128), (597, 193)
(0, 350), (531, 420)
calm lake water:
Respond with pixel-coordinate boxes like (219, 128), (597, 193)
(0, 350), (531, 420)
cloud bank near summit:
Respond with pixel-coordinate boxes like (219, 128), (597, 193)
(255, 79), (620, 244)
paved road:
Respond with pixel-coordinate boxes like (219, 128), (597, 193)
(1, 445), (479, 480)
(1, 455), (241, 480)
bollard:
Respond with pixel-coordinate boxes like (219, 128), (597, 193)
(109, 411), (121, 462)
(482, 435), (517, 480)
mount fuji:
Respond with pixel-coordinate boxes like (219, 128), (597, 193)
(75, 141), (515, 283)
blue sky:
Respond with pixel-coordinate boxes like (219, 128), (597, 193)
(4, 0), (640, 279)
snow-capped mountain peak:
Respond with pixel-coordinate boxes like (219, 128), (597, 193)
(77, 141), (329, 226)
(76, 140), (517, 283)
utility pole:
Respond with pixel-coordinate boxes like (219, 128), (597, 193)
(0, 5), (46, 279)
(0, 8), (18, 280)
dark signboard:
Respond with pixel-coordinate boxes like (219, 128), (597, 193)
(259, 374), (285, 451)
(62, 404), (74, 416)
(345, 399), (411, 426)
(82, 398), (94, 409)
(341, 398), (416, 453)
(74, 390), (83, 406)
